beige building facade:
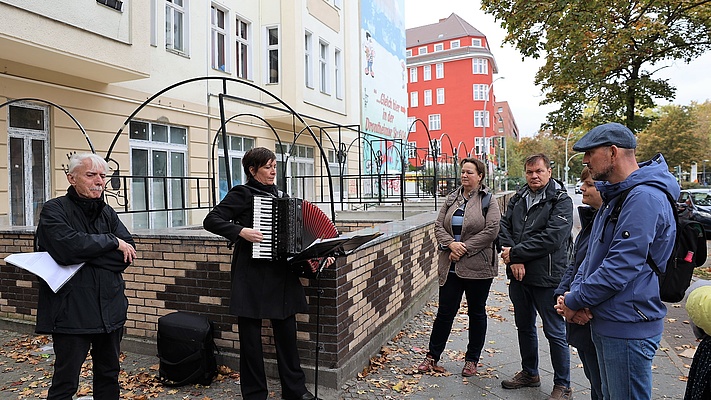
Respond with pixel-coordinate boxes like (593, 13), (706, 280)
(0, 0), (362, 229)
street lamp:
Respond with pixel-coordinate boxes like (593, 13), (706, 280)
(564, 130), (574, 186)
(483, 76), (505, 189)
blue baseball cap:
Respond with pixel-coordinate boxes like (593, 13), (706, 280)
(573, 122), (637, 151)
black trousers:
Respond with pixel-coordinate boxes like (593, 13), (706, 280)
(47, 328), (123, 400)
(238, 315), (308, 400)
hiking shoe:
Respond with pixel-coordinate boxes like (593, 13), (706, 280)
(417, 355), (445, 373)
(548, 384), (573, 400)
(501, 370), (541, 389)
(461, 360), (477, 377)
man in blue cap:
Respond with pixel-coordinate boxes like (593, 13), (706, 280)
(558, 122), (679, 400)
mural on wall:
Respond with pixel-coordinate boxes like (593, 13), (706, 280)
(360, 0), (406, 189)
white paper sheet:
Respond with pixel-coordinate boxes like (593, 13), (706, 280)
(4, 252), (84, 293)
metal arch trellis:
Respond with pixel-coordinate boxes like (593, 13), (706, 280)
(105, 76), (339, 221)
(0, 97), (95, 154)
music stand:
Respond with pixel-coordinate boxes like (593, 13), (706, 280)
(288, 232), (382, 398)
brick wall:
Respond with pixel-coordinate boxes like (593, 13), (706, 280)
(0, 212), (439, 387)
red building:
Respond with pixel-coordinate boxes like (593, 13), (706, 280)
(406, 13), (516, 175)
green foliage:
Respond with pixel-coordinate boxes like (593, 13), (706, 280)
(637, 101), (711, 172)
(481, 0), (711, 133)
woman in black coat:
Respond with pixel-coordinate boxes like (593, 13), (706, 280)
(203, 147), (320, 400)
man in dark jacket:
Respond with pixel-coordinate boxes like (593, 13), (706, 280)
(498, 153), (573, 400)
(35, 153), (136, 400)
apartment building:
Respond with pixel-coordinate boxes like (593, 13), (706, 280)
(405, 13), (517, 175)
(0, 0), (362, 228)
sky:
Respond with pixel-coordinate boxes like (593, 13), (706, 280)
(405, 0), (711, 137)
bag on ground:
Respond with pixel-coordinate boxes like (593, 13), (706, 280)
(157, 311), (218, 386)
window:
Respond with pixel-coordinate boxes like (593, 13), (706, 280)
(409, 67), (417, 83)
(327, 149), (344, 200)
(407, 141), (417, 159)
(450, 40), (460, 48)
(304, 32), (313, 88)
(276, 144), (314, 199)
(217, 135), (255, 199)
(7, 102), (49, 226)
(406, 49), (412, 57)
(474, 110), (490, 127)
(473, 58), (488, 74)
(424, 90), (432, 106)
(266, 26), (279, 84)
(475, 137), (483, 155)
(428, 114), (441, 130)
(434, 43), (444, 52)
(165, 0), (187, 53)
(423, 65), (431, 81)
(236, 17), (251, 79)
(334, 0), (342, 8)
(319, 40), (329, 93)
(418, 46), (427, 55)
(211, 5), (227, 71)
(334, 49), (343, 99)
(407, 117), (416, 132)
(410, 91), (418, 108)
(473, 84), (488, 100)
(129, 120), (188, 229)
(499, 127), (504, 133)
(472, 38), (482, 47)
(436, 88), (445, 104)
(430, 139), (442, 155)
(435, 63), (444, 79)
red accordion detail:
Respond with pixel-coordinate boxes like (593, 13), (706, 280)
(301, 200), (339, 247)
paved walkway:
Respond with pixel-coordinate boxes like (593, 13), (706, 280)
(0, 262), (697, 399)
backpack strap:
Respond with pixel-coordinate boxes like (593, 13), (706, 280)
(479, 192), (498, 266)
(607, 183), (676, 276)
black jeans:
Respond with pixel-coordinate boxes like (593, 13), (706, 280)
(427, 274), (493, 363)
(48, 328), (123, 400)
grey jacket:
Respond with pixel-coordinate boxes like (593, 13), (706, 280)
(434, 185), (500, 286)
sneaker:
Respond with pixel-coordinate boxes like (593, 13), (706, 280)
(461, 360), (477, 377)
(501, 370), (541, 389)
(417, 355), (445, 373)
(548, 385), (573, 400)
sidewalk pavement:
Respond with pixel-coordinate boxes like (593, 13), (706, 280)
(0, 263), (697, 399)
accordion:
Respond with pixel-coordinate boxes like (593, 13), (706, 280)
(252, 196), (338, 261)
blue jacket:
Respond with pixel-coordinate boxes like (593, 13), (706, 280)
(566, 153), (679, 339)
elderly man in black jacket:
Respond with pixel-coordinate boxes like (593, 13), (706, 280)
(35, 153), (136, 400)
(498, 153), (573, 400)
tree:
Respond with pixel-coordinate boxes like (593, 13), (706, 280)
(481, 1), (711, 133)
(637, 102), (711, 171)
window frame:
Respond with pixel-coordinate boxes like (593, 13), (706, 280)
(472, 58), (488, 74)
(434, 43), (444, 52)
(424, 89), (432, 106)
(210, 4), (228, 72)
(436, 88), (445, 104)
(265, 25), (280, 84)
(435, 63), (444, 79)
(418, 46), (427, 55)
(428, 114), (441, 131)
(409, 67), (417, 83)
(474, 110), (490, 127)
(334, 48), (343, 99)
(450, 40), (460, 48)
(235, 15), (251, 80)
(472, 38), (482, 47)
(473, 84), (488, 100)
(304, 31), (314, 88)
(319, 39), (330, 94)
(165, 0), (189, 54)
(423, 65), (431, 81)
(410, 91), (418, 108)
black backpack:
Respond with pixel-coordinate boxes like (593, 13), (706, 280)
(609, 184), (707, 303)
(157, 311), (219, 386)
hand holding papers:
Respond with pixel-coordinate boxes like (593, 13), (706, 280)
(4, 252), (84, 293)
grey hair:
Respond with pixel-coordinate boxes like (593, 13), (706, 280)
(67, 153), (109, 175)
